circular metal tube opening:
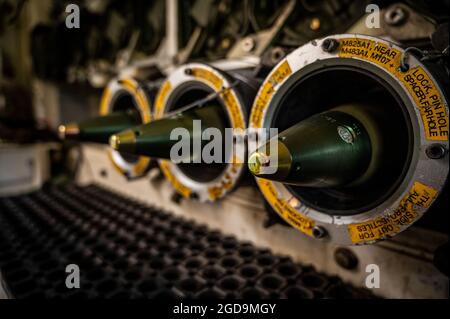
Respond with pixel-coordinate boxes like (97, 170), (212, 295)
(166, 81), (231, 183)
(271, 65), (413, 215)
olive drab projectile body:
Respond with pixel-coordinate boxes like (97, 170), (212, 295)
(248, 109), (372, 187)
(110, 104), (227, 161)
(58, 110), (141, 144)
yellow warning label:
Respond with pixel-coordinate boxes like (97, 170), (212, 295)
(348, 181), (438, 243)
(251, 61), (292, 127)
(159, 161), (192, 198)
(198, 68), (246, 145)
(258, 179), (315, 237)
(132, 157), (151, 176)
(221, 90), (246, 129)
(208, 186), (223, 201)
(99, 88), (111, 115)
(207, 171), (236, 201)
(339, 38), (402, 70)
(338, 37), (449, 141)
(192, 68), (223, 91)
(192, 67), (245, 130)
(121, 78), (138, 92)
(135, 92), (151, 123)
(135, 95), (152, 123)
(401, 68), (449, 140)
(207, 179), (234, 201)
(155, 81), (172, 118)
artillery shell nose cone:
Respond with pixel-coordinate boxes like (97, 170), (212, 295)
(58, 125), (66, 140)
(248, 152), (268, 175)
(109, 130), (137, 153)
(109, 134), (120, 150)
(58, 123), (79, 140)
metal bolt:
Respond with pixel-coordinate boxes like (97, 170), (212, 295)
(184, 68), (193, 76)
(309, 17), (321, 31)
(270, 47), (286, 65)
(189, 192), (199, 200)
(321, 38), (339, 53)
(334, 248), (358, 270)
(171, 192), (183, 204)
(100, 169), (108, 178)
(426, 144), (447, 159)
(312, 226), (327, 239)
(221, 38), (231, 50)
(242, 37), (255, 53)
(288, 197), (301, 210)
(384, 5), (408, 26)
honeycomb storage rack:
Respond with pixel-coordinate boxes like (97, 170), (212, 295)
(0, 184), (376, 299)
